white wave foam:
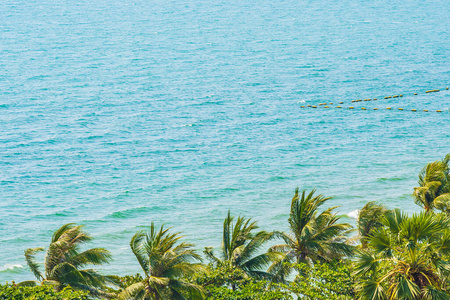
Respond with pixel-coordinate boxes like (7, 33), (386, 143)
(0, 264), (24, 272)
(347, 209), (360, 219)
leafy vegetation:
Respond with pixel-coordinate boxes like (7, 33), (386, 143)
(355, 209), (450, 299)
(0, 284), (89, 300)
(269, 188), (354, 282)
(193, 262), (292, 299)
(288, 260), (356, 299)
(8, 154), (450, 299)
(414, 154), (450, 212)
(357, 201), (390, 248)
(204, 211), (282, 284)
(118, 223), (205, 300)
(20, 223), (117, 298)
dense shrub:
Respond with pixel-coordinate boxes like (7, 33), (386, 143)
(0, 284), (89, 300)
(288, 260), (356, 299)
(192, 262), (292, 300)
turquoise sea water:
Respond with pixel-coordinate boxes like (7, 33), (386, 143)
(0, 0), (449, 282)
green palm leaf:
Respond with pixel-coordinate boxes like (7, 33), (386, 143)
(422, 286), (450, 300)
(169, 279), (205, 300)
(16, 280), (39, 287)
(22, 223), (114, 296)
(24, 247), (44, 281)
(357, 278), (387, 300)
(273, 189), (354, 266)
(126, 223), (205, 300)
(389, 275), (421, 300)
(118, 281), (146, 300)
(68, 248), (112, 268)
(354, 250), (382, 276)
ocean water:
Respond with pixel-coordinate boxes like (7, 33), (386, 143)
(0, 0), (449, 282)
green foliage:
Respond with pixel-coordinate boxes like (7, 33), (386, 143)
(119, 222), (205, 300)
(103, 274), (144, 295)
(414, 154), (450, 212)
(357, 201), (389, 248)
(118, 274), (143, 289)
(0, 284), (89, 300)
(21, 223), (117, 298)
(270, 189), (354, 282)
(288, 260), (356, 299)
(204, 211), (282, 281)
(7, 155), (450, 299)
(192, 262), (292, 300)
(354, 209), (450, 299)
(205, 281), (291, 300)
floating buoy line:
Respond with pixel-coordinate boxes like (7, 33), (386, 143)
(300, 87), (449, 113)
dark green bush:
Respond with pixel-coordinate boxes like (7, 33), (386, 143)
(288, 260), (356, 299)
(0, 284), (89, 300)
(192, 262), (292, 300)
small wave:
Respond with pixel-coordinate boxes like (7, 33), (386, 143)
(105, 206), (161, 219)
(32, 209), (72, 219)
(377, 177), (406, 182)
(347, 209), (360, 219)
(0, 264), (24, 272)
(269, 176), (288, 181)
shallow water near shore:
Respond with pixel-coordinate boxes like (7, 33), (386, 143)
(0, 0), (449, 282)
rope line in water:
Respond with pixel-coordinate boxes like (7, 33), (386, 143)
(301, 86), (449, 113)
(301, 105), (447, 113)
(312, 86), (448, 105)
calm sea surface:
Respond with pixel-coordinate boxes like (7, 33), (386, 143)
(0, 0), (449, 281)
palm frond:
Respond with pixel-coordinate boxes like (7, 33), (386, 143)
(68, 248), (112, 268)
(163, 262), (206, 279)
(241, 251), (285, 273)
(169, 279), (205, 300)
(16, 280), (39, 287)
(367, 227), (393, 257)
(266, 252), (294, 284)
(51, 223), (77, 243)
(422, 285), (450, 300)
(356, 278), (387, 300)
(49, 261), (87, 286)
(358, 201), (388, 239)
(354, 250), (381, 276)
(434, 193), (450, 213)
(381, 209), (406, 238)
(130, 230), (150, 276)
(234, 230), (273, 266)
(388, 275), (421, 300)
(118, 281), (146, 300)
(203, 247), (221, 264)
(222, 211), (233, 260)
(24, 247), (44, 281)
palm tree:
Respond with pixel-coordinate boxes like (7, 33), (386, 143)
(119, 223), (205, 300)
(20, 223), (116, 297)
(413, 154), (450, 213)
(204, 211), (283, 282)
(269, 189), (354, 281)
(357, 201), (389, 248)
(354, 209), (450, 299)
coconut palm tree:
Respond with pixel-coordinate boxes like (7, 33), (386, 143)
(20, 223), (116, 297)
(269, 189), (354, 281)
(414, 154), (450, 213)
(203, 211), (283, 282)
(119, 223), (205, 300)
(357, 201), (389, 248)
(354, 209), (450, 299)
